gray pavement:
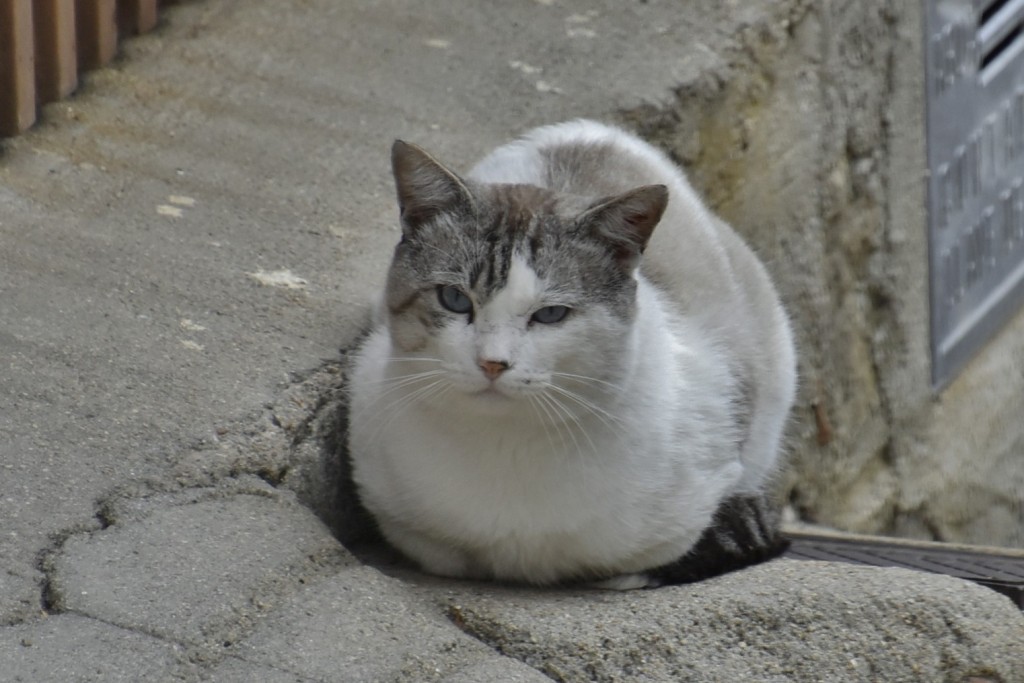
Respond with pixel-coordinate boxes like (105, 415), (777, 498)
(1, 1), (1023, 681)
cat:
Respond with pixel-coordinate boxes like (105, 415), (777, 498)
(347, 120), (797, 589)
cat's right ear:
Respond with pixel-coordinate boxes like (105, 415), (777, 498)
(391, 141), (475, 237)
(578, 184), (668, 271)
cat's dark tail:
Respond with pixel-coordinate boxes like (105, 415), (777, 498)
(646, 493), (789, 586)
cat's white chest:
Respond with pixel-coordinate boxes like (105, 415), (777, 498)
(359, 408), (679, 581)
(349, 322), (738, 584)
(380, 407), (623, 531)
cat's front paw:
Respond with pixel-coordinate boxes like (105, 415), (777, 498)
(589, 573), (660, 591)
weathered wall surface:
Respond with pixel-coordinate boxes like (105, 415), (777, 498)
(625, 1), (1024, 547)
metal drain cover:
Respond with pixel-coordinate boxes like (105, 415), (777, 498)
(785, 532), (1024, 608)
(925, 0), (1024, 387)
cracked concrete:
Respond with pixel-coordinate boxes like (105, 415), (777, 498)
(438, 561), (1024, 682)
(38, 479), (551, 682)
(48, 486), (344, 649)
(5, 614), (196, 682)
(2, 0), (1023, 680)
(0, 558), (43, 627)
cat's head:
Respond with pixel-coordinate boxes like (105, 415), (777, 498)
(383, 139), (667, 415)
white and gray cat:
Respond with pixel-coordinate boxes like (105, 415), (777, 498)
(348, 120), (796, 589)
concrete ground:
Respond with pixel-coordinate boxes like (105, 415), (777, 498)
(1, 1), (1022, 681)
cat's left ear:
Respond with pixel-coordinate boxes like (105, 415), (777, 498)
(578, 184), (668, 270)
(391, 140), (475, 237)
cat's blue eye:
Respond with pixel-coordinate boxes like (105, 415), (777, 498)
(531, 305), (570, 325)
(437, 285), (473, 314)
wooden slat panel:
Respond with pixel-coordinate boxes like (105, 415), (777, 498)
(0, 0), (36, 137)
(2, 0), (170, 139)
(118, 0), (158, 36)
(75, 0), (117, 70)
(33, 0), (78, 104)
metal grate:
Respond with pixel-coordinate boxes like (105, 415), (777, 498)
(785, 533), (1024, 609)
(925, 0), (1024, 388)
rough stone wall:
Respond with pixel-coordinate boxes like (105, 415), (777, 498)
(625, 0), (1024, 547)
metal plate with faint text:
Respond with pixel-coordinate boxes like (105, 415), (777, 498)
(925, 0), (1024, 388)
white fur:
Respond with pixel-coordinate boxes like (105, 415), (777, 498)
(350, 120), (796, 587)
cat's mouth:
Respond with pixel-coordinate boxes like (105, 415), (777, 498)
(449, 384), (522, 415)
(473, 385), (511, 399)
(468, 381), (534, 406)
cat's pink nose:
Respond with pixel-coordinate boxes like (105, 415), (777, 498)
(478, 359), (510, 381)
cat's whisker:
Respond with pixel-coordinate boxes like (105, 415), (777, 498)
(534, 395), (602, 494)
(353, 369), (446, 400)
(535, 391), (587, 461)
(376, 375), (448, 415)
(382, 356), (444, 363)
(525, 396), (558, 456)
(358, 363), (447, 397)
(551, 371), (623, 394)
(547, 389), (601, 460)
(351, 370), (446, 424)
(528, 393), (569, 457)
(356, 388), (427, 443)
(409, 379), (453, 415)
(533, 391), (574, 458)
(362, 368), (445, 388)
(360, 376), (451, 447)
(545, 382), (626, 435)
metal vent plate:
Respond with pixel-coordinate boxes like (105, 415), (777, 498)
(925, 0), (1024, 387)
